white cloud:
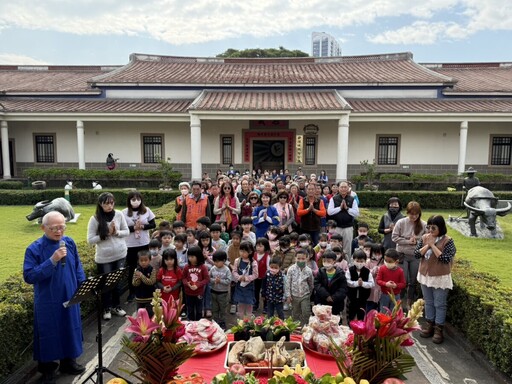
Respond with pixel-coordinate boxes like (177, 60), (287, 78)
(0, 0), (510, 46)
(0, 53), (49, 65)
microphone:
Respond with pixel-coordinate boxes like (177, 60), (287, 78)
(59, 240), (66, 267)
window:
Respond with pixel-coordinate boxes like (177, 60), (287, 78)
(221, 135), (233, 165)
(305, 136), (317, 165)
(377, 136), (399, 165)
(490, 136), (511, 165)
(142, 135), (163, 163)
(34, 134), (55, 163)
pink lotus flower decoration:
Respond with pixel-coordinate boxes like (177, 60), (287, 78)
(126, 308), (160, 342)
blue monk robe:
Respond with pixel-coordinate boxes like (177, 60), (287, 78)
(24, 235), (86, 362)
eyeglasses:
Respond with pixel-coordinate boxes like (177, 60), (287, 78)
(250, 197), (258, 200)
(426, 225), (438, 231)
(223, 187), (232, 190)
(279, 196), (288, 199)
(47, 225), (67, 233)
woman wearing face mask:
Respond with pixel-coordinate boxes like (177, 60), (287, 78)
(314, 250), (347, 318)
(174, 182), (190, 221)
(122, 191), (156, 302)
(378, 197), (404, 251)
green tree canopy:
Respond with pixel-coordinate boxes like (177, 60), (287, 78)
(217, 46), (309, 58)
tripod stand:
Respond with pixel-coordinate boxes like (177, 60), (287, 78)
(65, 267), (131, 384)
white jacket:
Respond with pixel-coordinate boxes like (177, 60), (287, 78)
(87, 210), (129, 264)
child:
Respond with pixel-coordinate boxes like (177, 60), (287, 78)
(262, 257), (285, 319)
(314, 250), (347, 317)
(275, 235), (296, 273)
(151, 220), (171, 239)
(182, 245), (210, 321)
(159, 230), (175, 253)
(366, 243), (384, 312)
(346, 249), (374, 322)
(148, 238), (162, 271)
(174, 233), (188, 269)
(351, 222), (373, 254)
(227, 230), (242, 314)
(210, 223), (227, 252)
(186, 229), (198, 248)
(285, 248), (314, 325)
(196, 216), (211, 232)
(132, 250), (157, 317)
(254, 237), (271, 312)
(157, 248), (182, 303)
(209, 250), (232, 329)
(313, 232), (330, 253)
(289, 232), (299, 249)
(172, 220), (186, 235)
(198, 230), (214, 318)
(232, 241), (258, 320)
(216, 221), (231, 244)
(332, 245), (349, 272)
(330, 233), (343, 250)
(240, 216), (256, 245)
(376, 249), (406, 312)
(326, 220), (337, 240)
(267, 226), (282, 253)
(306, 247), (319, 277)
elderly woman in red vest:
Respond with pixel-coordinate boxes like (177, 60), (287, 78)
(213, 181), (241, 231)
(414, 215), (456, 344)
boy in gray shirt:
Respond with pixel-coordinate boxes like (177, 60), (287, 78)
(209, 250), (232, 329)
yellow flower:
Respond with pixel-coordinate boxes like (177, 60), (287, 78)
(272, 364), (311, 379)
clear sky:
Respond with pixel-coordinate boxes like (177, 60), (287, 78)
(0, 0), (511, 66)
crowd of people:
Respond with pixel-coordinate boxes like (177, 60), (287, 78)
(23, 167), (457, 384)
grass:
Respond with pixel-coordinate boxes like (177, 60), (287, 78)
(2, 206), (512, 289)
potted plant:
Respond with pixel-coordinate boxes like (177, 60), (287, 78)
(264, 316), (300, 341)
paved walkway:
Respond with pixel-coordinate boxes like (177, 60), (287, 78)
(11, 298), (511, 384)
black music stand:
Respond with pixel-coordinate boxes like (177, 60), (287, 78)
(65, 267), (132, 384)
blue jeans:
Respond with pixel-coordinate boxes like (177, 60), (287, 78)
(96, 257), (125, 310)
(421, 284), (449, 325)
(379, 293), (400, 313)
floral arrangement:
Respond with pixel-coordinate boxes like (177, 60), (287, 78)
(330, 297), (425, 384)
(121, 290), (196, 384)
(230, 315), (300, 340)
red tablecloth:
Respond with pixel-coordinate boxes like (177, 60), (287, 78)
(178, 334), (339, 382)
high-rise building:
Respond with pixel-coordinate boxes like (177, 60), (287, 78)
(311, 32), (341, 57)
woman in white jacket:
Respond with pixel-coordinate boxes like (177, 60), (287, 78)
(87, 192), (129, 320)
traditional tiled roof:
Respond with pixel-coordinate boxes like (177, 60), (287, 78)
(0, 98), (192, 113)
(0, 66), (118, 94)
(91, 52), (454, 87)
(348, 98), (512, 113)
(190, 90), (349, 111)
(426, 63), (512, 94)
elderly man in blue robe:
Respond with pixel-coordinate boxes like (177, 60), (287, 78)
(24, 211), (86, 384)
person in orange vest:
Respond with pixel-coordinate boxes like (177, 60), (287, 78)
(181, 181), (212, 230)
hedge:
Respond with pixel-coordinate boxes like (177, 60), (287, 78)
(0, 181), (24, 190)
(447, 259), (512, 376)
(0, 189), (180, 207)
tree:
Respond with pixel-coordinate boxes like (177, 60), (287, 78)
(217, 46), (309, 58)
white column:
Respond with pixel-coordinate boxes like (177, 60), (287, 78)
(1, 121), (11, 179)
(458, 120), (468, 174)
(190, 114), (202, 180)
(76, 120), (85, 170)
(336, 114), (350, 181)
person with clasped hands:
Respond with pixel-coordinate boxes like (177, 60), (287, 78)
(23, 211), (86, 384)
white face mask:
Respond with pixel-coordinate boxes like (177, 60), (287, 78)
(131, 199), (141, 208)
(355, 262), (365, 270)
(269, 268), (280, 275)
(267, 233), (277, 240)
(319, 241), (328, 248)
(300, 242), (309, 248)
(384, 261), (396, 269)
(180, 187), (189, 196)
(150, 250), (159, 256)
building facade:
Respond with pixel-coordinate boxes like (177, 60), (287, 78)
(0, 52), (511, 181)
(311, 32), (342, 57)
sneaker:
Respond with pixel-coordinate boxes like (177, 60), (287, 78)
(283, 303), (290, 311)
(112, 306), (126, 317)
(230, 304), (237, 314)
(103, 309), (111, 321)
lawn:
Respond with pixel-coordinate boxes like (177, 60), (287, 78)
(2, 206), (511, 289)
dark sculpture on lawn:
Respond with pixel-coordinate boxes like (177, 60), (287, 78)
(463, 186), (511, 237)
(26, 197), (75, 223)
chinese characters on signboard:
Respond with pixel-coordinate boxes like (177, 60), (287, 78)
(296, 135), (303, 164)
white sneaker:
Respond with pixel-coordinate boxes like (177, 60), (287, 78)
(283, 303), (290, 311)
(112, 306), (126, 317)
(230, 305), (237, 314)
(103, 309), (111, 321)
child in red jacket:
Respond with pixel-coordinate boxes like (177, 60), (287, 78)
(376, 249), (406, 312)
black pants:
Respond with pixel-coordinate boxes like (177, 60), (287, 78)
(347, 297), (366, 321)
(126, 245), (149, 296)
(185, 295), (203, 321)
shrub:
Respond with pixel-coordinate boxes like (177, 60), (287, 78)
(0, 189), (180, 206)
(0, 181), (24, 189)
(448, 259), (512, 376)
